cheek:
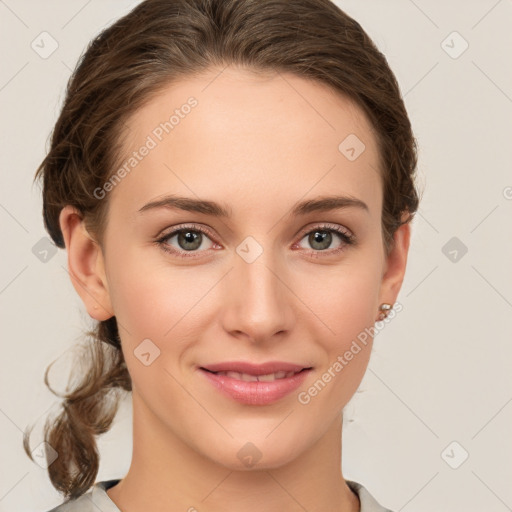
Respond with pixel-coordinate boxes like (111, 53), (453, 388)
(106, 262), (202, 403)
(106, 242), (206, 341)
(300, 258), (381, 342)
(296, 278), (376, 422)
(296, 256), (381, 403)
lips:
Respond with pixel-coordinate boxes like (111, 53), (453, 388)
(198, 361), (313, 405)
(200, 361), (309, 375)
(206, 370), (298, 382)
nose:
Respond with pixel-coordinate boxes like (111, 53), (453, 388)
(220, 247), (295, 343)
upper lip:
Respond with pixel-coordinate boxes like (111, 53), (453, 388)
(200, 361), (312, 376)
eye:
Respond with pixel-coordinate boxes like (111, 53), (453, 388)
(155, 224), (218, 259)
(155, 222), (356, 259)
(293, 223), (356, 256)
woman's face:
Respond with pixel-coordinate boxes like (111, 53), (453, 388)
(66, 66), (409, 470)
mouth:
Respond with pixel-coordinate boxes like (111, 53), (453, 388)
(200, 367), (310, 382)
(198, 361), (313, 405)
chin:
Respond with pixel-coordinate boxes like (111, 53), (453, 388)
(200, 435), (307, 472)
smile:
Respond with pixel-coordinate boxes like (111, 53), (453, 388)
(209, 370), (299, 381)
(198, 363), (313, 405)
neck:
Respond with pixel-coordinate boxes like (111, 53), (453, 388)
(107, 391), (360, 512)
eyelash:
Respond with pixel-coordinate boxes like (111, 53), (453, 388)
(154, 223), (356, 259)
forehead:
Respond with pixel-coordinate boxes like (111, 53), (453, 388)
(108, 66), (382, 223)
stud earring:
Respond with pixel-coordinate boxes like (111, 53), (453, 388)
(377, 303), (392, 321)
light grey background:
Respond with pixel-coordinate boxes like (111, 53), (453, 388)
(1, 1), (511, 511)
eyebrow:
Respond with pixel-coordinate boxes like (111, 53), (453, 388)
(137, 194), (369, 217)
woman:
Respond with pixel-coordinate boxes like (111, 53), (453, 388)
(25, 0), (420, 510)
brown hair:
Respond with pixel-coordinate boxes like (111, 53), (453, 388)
(24, 0), (420, 502)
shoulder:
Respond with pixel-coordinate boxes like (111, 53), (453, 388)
(45, 491), (94, 512)
(44, 480), (121, 512)
(346, 479), (395, 512)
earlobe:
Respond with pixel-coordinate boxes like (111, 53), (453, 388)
(59, 205), (114, 321)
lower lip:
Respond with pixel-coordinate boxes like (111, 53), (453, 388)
(199, 368), (312, 405)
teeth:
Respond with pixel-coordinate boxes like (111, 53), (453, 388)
(258, 373), (279, 381)
(215, 370), (298, 381)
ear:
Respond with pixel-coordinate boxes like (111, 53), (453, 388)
(59, 205), (114, 321)
(377, 216), (411, 317)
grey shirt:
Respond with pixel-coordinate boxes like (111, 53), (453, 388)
(47, 478), (394, 511)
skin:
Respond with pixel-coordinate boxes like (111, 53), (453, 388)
(59, 65), (410, 512)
